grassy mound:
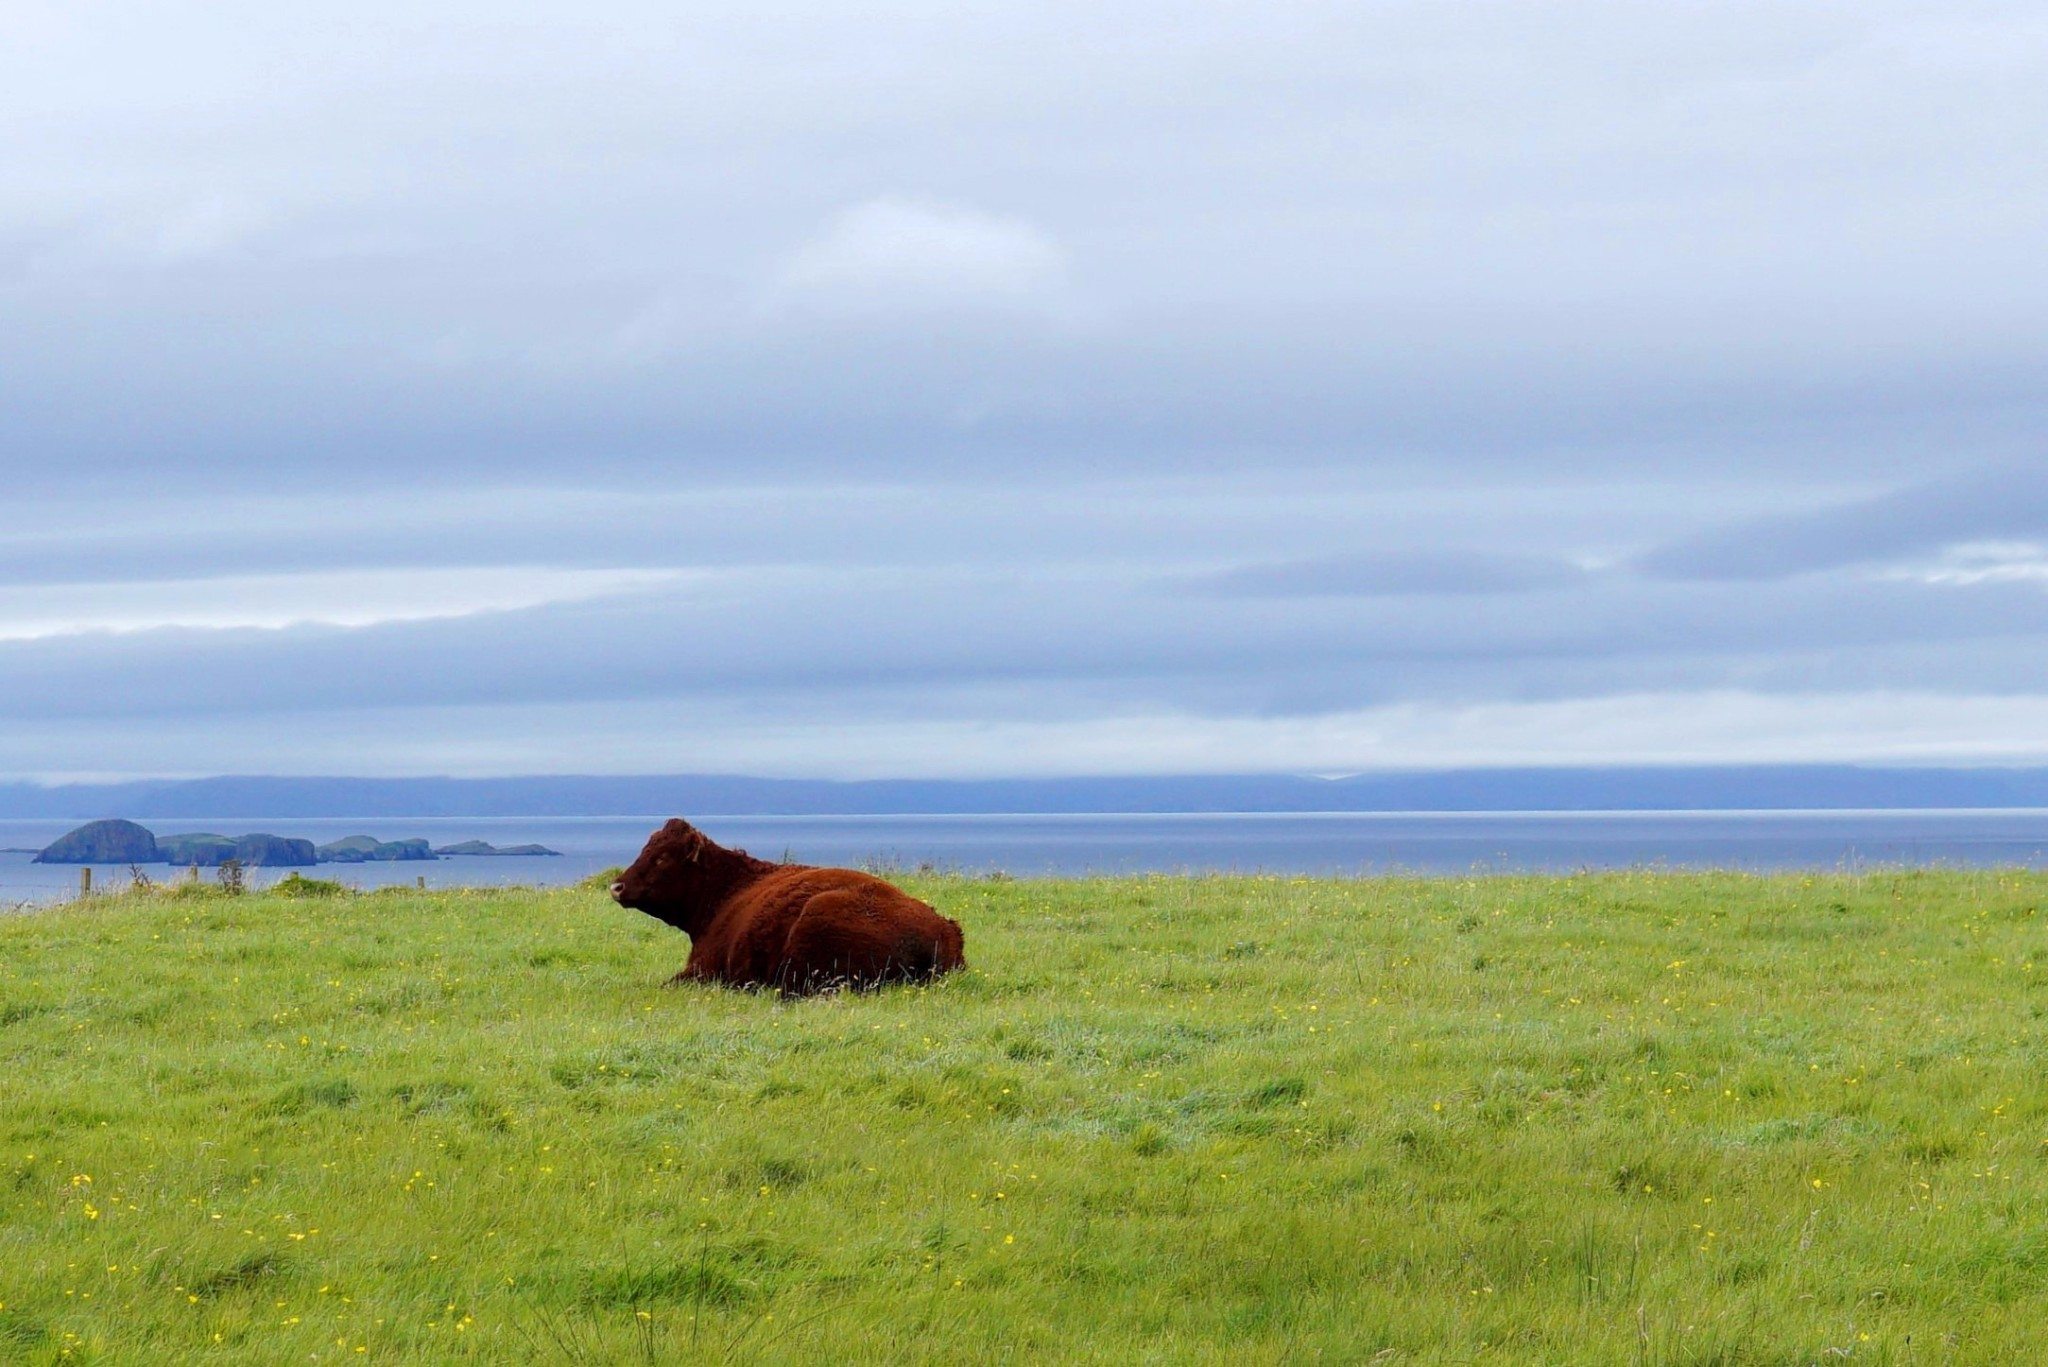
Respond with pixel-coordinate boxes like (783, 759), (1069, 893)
(2, 870), (2045, 1362)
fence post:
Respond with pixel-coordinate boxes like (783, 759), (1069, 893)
(80, 867), (92, 898)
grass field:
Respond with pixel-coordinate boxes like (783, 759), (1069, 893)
(1, 868), (2046, 1364)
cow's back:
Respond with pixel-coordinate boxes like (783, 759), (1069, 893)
(687, 865), (963, 989)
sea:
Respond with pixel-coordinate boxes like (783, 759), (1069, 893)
(8, 809), (2048, 908)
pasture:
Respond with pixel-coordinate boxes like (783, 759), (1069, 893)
(1, 868), (2045, 1363)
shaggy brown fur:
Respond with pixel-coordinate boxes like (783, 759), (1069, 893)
(610, 818), (967, 994)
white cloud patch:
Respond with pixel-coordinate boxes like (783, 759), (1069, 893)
(21, 194), (278, 277)
(142, 193), (273, 262)
(1881, 541), (2048, 587)
(770, 197), (1071, 315)
(0, 567), (687, 641)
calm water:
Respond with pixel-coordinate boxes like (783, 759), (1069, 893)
(8, 809), (2048, 908)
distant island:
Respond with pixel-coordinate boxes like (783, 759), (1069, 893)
(315, 835), (434, 863)
(29, 820), (557, 866)
(432, 841), (562, 857)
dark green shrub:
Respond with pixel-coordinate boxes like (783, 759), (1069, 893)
(271, 872), (346, 899)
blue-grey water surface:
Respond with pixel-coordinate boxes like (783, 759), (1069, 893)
(9, 809), (2048, 908)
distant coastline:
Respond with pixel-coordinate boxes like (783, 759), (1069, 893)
(28, 819), (560, 866)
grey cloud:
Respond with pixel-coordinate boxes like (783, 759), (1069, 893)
(0, 474), (1715, 588)
(1638, 464), (2048, 581)
(1184, 550), (1591, 598)
(5, 559), (2047, 725)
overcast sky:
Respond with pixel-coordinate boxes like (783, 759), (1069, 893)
(5, 1), (2047, 780)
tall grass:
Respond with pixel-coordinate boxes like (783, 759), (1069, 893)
(1, 869), (2045, 1362)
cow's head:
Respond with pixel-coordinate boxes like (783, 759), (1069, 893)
(610, 818), (722, 931)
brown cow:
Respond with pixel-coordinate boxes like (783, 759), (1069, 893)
(610, 818), (966, 993)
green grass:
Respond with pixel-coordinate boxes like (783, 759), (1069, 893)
(2, 869), (2047, 1363)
